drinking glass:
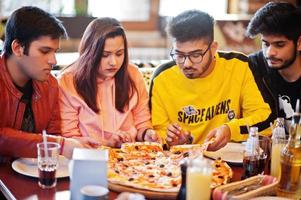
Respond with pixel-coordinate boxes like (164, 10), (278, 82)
(186, 156), (212, 200)
(37, 142), (60, 188)
(271, 138), (288, 178)
(258, 136), (272, 175)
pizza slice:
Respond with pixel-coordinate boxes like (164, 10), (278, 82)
(211, 157), (233, 188)
(121, 142), (163, 153)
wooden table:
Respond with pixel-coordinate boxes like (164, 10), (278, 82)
(0, 161), (243, 200)
(0, 162), (118, 200)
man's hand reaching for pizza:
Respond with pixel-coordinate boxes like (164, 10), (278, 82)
(166, 123), (193, 146)
(206, 124), (231, 151)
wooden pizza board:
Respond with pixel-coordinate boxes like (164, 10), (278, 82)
(109, 182), (178, 200)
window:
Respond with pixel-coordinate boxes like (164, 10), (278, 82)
(0, 0), (159, 30)
(0, 0), (75, 17)
(159, 0), (227, 18)
(88, 0), (150, 21)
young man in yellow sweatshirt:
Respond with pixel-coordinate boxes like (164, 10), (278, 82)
(150, 10), (271, 151)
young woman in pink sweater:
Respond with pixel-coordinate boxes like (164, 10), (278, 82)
(58, 18), (161, 147)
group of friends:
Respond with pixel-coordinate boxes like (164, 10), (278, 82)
(0, 2), (300, 159)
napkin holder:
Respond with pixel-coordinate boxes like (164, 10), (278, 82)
(69, 148), (109, 200)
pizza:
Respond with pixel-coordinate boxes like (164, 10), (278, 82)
(108, 142), (178, 192)
(107, 142), (232, 192)
(211, 157), (233, 188)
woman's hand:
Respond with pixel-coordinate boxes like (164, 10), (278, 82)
(116, 130), (134, 144)
(143, 129), (162, 144)
(62, 136), (100, 158)
(99, 130), (133, 148)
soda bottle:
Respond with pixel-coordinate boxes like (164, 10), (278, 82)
(272, 118), (286, 140)
(242, 126), (261, 179)
(177, 159), (188, 200)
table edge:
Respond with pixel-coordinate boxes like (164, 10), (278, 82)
(0, 179), (17, 200)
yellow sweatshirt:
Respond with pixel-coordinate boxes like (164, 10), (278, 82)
(150, 51), (271, 144)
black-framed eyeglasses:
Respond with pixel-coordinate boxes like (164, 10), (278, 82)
(170, 43), (212, 64)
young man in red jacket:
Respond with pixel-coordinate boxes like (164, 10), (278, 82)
(0, 6), (98, 159)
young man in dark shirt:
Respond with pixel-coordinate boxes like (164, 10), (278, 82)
(246, 2), (301, 127)
(0, 6), (98, 159)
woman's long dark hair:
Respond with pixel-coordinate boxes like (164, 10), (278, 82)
(73, 17), (137, 113)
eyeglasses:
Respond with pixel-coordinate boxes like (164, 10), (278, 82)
(170, 43), (211, 64)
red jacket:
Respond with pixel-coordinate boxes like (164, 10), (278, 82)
(0, 55), (61, 158)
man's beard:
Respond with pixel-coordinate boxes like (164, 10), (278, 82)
(266, 47), (298, 71)
(184, 51), (213, 79)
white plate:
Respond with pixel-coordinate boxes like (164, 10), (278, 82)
(12, 156), (69, 178)
(204, 142), (245, 164)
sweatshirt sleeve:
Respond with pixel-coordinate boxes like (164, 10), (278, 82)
(225, 63), (271, 141)
(58, 74), (82, 138)
(131, 67), (153, 132)
(150, 76), (170, 140)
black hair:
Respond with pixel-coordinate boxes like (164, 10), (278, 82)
(4, 6), (67, 57)
(166, 10), (214, 43)
(246, 2), (301, 43)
